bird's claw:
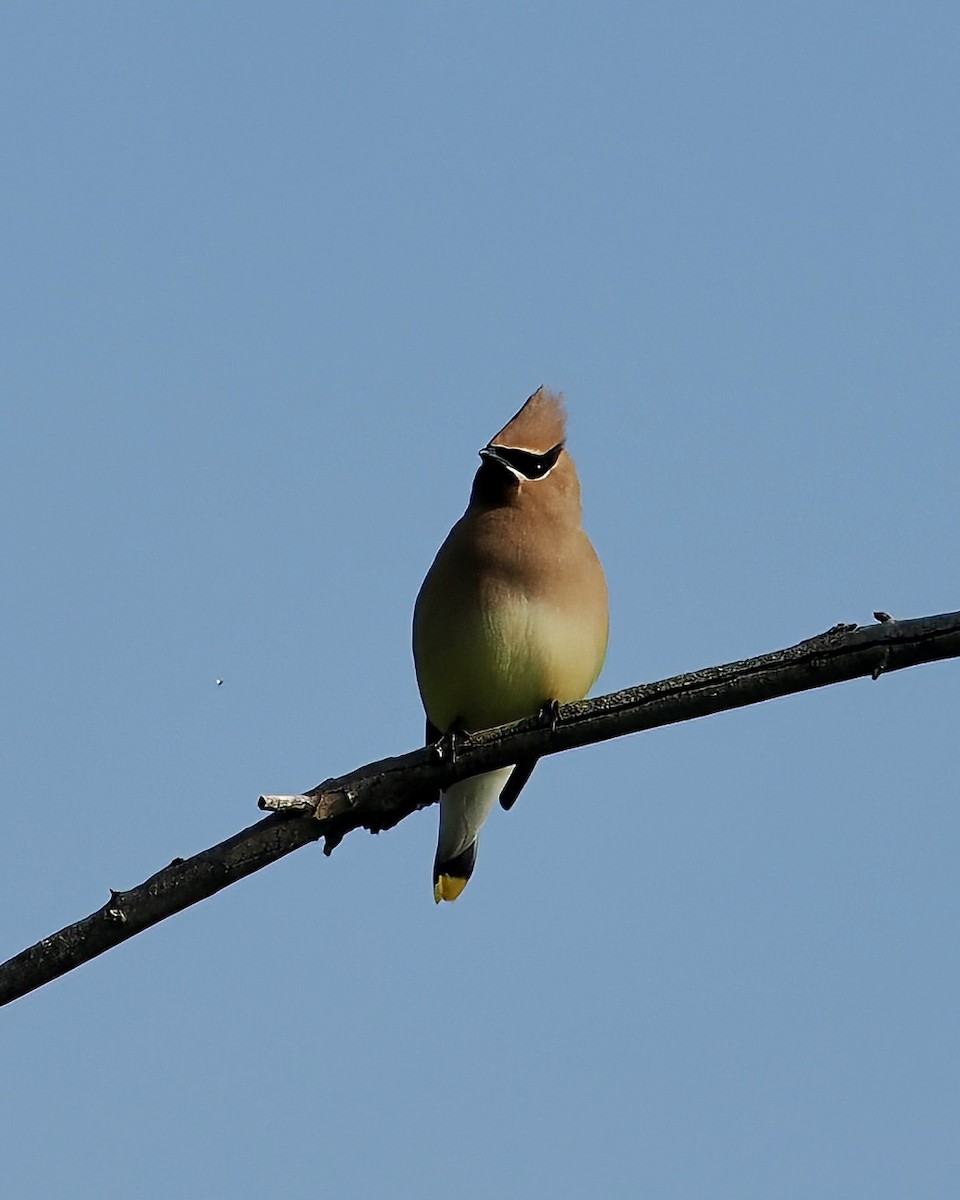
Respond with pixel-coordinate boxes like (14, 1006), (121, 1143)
(433, 722), (470, 764)
(539, 699), (561, 733)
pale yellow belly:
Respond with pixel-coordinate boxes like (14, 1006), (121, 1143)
(415, 592), (606, 734)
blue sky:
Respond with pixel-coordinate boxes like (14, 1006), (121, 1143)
(2, 3), (958, 1196)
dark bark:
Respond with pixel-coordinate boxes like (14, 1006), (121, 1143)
(2, 610), (957, 1007)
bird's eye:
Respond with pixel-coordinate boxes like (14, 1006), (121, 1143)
(495, 442), (564, 480)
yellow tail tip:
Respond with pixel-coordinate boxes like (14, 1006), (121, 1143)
(434, 874), (469, 903)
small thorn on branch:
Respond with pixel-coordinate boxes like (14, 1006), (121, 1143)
(323, 831), (344, 856)
(872, 649), (890, 681)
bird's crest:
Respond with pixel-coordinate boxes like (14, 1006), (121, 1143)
(490, 387), (566, 453)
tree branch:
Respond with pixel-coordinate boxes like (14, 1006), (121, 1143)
(2, 609), (958, 1007)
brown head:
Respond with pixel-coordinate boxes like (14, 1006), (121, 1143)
(470, 387), (582, 517)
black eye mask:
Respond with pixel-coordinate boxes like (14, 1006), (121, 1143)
(482, 441), (564, 480)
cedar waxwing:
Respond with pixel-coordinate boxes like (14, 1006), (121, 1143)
(413, 388), (609, 902)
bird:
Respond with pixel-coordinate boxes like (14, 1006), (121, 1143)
(413, 387), (609, 902)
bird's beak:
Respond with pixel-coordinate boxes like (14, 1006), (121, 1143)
(479, 444), (508, 467)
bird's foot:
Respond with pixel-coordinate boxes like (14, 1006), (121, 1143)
(538, 699), (561, 733)
(432, 721), (470, 764)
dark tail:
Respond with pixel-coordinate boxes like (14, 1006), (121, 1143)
(433, 840), (478, 903)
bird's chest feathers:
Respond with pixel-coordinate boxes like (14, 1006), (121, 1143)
(422, 583), (599, 732)
(415, 499), (607, 732)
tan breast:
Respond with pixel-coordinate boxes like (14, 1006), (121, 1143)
(414, 518), (608, 733)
